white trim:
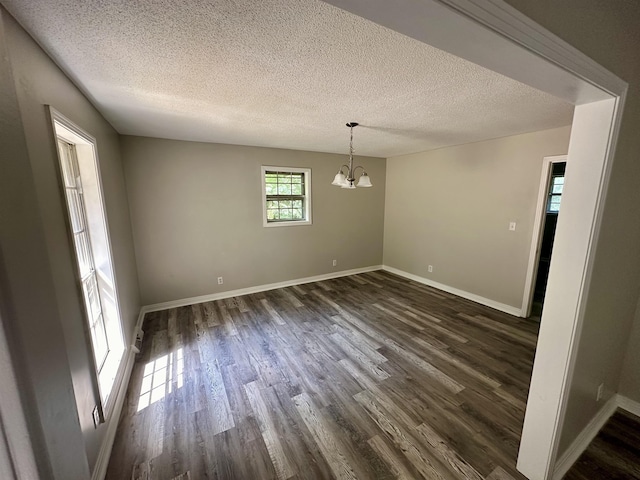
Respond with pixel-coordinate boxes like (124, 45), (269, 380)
(521, 155), (568, 317)
(90, 307), (147, 480)
(532, 97), (625, 480)
(325, 0), (625, 104)
(382, 265), (522, 317)
(552, 393), (640, 480)
(552, 394), (618, 480)
(616, 394), (640, 418)
(90, 344), (136, 480)
(261, 165), (312, 227)
(141, 265), (382, 314)
(436, 1), (627, 99)
(49, 107), (127, 418)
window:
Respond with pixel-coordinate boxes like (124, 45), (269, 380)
(261, 166), (312, 227)
(547, 163), (566, 213)
(52, 110), (125, 418)
(58, 140), (110, 369)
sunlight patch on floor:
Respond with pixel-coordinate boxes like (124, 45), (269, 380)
(137, 348), (184, 412)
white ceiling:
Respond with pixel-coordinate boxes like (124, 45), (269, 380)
(2, 0), (573, 158)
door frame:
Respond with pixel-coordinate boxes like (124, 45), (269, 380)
(522, 155), (568, 318)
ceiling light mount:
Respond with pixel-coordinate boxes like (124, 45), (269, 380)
(332, 122), (372, 189)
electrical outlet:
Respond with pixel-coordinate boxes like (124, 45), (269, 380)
(217, 277), (224, 285)
(509, 222), (517, 231)
(332, 259), (337, 267)
(597, 383), (604, 401)
(428, 265), (433, 273)
(92, 406), (100, 428)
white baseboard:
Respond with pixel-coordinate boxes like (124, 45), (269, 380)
(381, 265), (523, 317)
(552, 394), (621, 480)
(553, 395), (618, 479)
(91, 345), (137, 480)
(140, 265), (383, 316)
(617, 394), (640, 417)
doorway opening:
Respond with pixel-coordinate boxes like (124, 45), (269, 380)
(524, 155), (568, 320)
(532, 161), (566, 317)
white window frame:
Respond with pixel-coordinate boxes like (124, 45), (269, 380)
(261, 166), (312, 227)
(50, 108), (125, 420)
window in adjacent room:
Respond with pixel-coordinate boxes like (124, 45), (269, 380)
(547, 162), (566, 213)
(52, 110), (125, 421)
(261, 166), (312, 227)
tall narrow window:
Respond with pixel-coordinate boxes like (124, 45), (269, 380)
(58, 141), (110, 369)
(261, 166), (312, 227)
(52, 111), (125, 416)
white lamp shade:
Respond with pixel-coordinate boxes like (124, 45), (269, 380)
(341, 181), (356, 189)
(332, 172), (346, 186)
(357, 173), (372, 187)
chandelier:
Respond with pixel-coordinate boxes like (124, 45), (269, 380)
(331, 122), (372, 189)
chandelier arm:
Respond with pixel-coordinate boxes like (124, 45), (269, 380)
(352, 165), (365, 177)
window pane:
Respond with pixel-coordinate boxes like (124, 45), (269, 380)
(267, 209), (280, 220)
(548, 195), (561, 212)
(90, 314), (109, 367)
(280, 200), (291, 208)
(84, 274), (102, 320)
(293, 199), (303, 209)
(58, 141), (77, 187)
(74, 231), (93, 278)
(552, 177), (564, 194)
(66, 188), (85, 233)
(277, 184), (291, 195)
(291, 174), (303, 183)
(265, 174), (278, 183)
(291, 184), (302, 195)
(265, 184), (278, 195)
(280, 209), (293, 220)
(293, 208), (303, 219)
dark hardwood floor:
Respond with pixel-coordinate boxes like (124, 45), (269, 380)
(106, 271), (541, 479)
(565, 409), (640, 479)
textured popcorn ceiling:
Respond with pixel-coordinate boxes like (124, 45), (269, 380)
(3, 0), (573, 157)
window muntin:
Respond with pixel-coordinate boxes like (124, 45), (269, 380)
(261, 166), (311, 226)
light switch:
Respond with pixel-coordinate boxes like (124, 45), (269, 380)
(509, 222), (517, 231)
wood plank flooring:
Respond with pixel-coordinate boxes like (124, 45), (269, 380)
(106, 271), (540, 480)
(565, 409), (640, 479)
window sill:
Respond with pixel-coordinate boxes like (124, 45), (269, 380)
(263, 220), (312, 228)
(98, 346), (126, 418)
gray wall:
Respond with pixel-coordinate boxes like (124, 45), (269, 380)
(384, 126), (571, 309)
(121, 136), (386, 306)
(0, 8), (140, 477)
(619, 299), (640, 400)
(498, 0), (640, 455)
